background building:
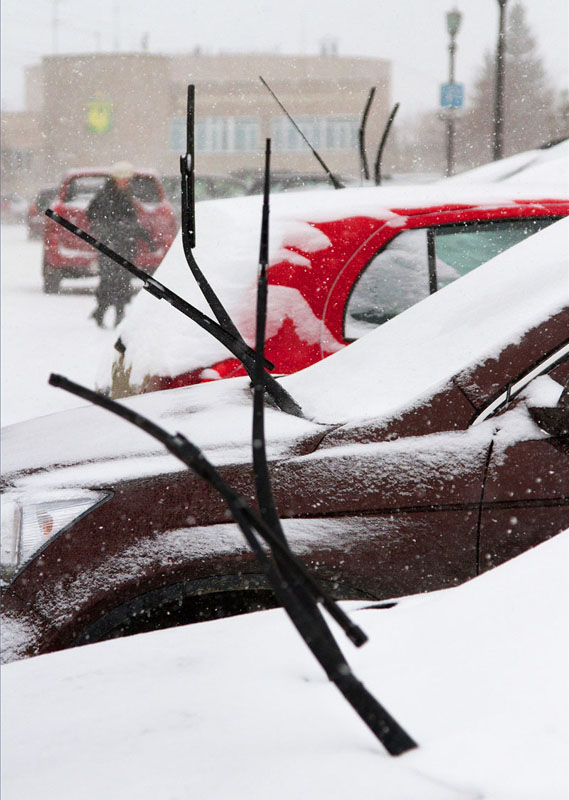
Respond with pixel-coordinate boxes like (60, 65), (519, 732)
(1, 50), (391, 200)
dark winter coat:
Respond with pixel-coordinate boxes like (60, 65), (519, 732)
(86, 179), (154, 320)
(86, 178), (152, 260)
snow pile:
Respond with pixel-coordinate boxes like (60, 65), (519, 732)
(2, 531), (567, 800)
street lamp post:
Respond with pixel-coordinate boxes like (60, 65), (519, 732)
(493, 0), (508, 160)
(445, 9), (462, 176)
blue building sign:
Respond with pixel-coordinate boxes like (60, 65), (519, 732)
(440, 82), (464, 109)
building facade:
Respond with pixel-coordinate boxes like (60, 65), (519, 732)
(2, 51), (391, 200)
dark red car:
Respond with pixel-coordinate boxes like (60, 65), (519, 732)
(2, 219), (568, 662)
(42, 168), (177, 293)
(108, 182), (569, 397)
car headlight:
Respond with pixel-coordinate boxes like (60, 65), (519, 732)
(1, 490), (111, 584)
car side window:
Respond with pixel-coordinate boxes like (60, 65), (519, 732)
(343, 229), (457, 340)
(343, 217), (559, 341)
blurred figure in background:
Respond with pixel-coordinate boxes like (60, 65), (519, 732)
(86, 161), (156, 327)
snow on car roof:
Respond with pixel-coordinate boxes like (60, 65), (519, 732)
(108, 176), (568, 387)
(285, 217), (569, 424)
(3, 531), (567, 799)
(445, 138), (568, 187)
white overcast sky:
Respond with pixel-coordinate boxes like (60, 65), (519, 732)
(1, 0), (568, 117)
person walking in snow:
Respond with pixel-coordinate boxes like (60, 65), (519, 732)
(86, 161), (155, 327)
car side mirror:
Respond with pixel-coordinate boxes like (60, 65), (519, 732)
(529, 380), (569, 436)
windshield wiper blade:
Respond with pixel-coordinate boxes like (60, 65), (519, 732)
(50, 371), (416, 756)
(259, 76), (345, 190)
(45, 210), (301, 416)
(359, 87), (376, 182)
(180, 85), (246, 343)
(374, 102), (400, 186)
(248, 140), (416, 757)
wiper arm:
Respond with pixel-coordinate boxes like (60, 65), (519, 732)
(45, 209), (302, 417)
(179, 85), (246, 344)
(374, 102), (400, 186)
(359, 87), (376, 182)
(259, 76), (345, 190)
(50, 371), (416, 756)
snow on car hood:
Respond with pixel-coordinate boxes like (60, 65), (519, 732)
(2, 531), (567, 800)
(1, 377), (323, 490)
(102, 178), (568, 386)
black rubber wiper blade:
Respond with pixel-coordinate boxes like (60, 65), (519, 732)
(374, 102), (400, 186)
(49, 372), (417, 756)
(259, 75), (345, 190)
(359, 87), (376, 182)
(179, 85), (245, 344)
(45, 210), (305, 417)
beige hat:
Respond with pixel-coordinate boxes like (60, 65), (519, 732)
(110, 161), (135, 180)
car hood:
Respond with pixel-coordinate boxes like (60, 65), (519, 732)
(1, 377), (326, 491)
(4, 218), (568, 490)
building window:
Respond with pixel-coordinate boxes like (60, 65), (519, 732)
(271, 116), (358, 152)
(169, 117), (260, 153)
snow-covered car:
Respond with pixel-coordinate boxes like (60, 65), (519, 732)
(107, 177), (568, 398)
(42, 168), (177, 293)
(2, 218), (568, 662)
(3, 532), (567, 799)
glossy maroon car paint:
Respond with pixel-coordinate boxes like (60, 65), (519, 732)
(2, 217), (568, 662)
(42, 168), (177, 293)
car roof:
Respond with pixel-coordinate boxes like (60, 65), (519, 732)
(61, 167), (160, 180)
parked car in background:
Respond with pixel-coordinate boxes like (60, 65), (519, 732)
(161, 174), (249, 223)
(1, 193), (28, 224)
(26, 187), (58, 239)
(2, 219), (568, 661)
(108, 178), (569, 398)
(42, 168), (177, 293)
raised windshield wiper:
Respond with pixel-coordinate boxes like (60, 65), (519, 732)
(48, 141), (417, 755)
(359, 87), (376, 182)
(259, 75), (345, 190)
(49, 370), (416, 756)
(374, 102), (400, 186)
(44, 209), (301, 417)
(179, 84), (246, 343)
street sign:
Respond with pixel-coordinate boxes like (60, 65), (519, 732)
(440, 82), (464, 109)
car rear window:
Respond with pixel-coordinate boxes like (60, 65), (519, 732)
(64, 176), (108, 203)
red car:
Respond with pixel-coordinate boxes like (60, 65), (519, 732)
(43, 168), (177, 293)
(109, 183), (569, 397)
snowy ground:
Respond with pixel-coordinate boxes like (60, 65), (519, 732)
(1, 224), (122, 426)
(2, 531), (568, 800)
